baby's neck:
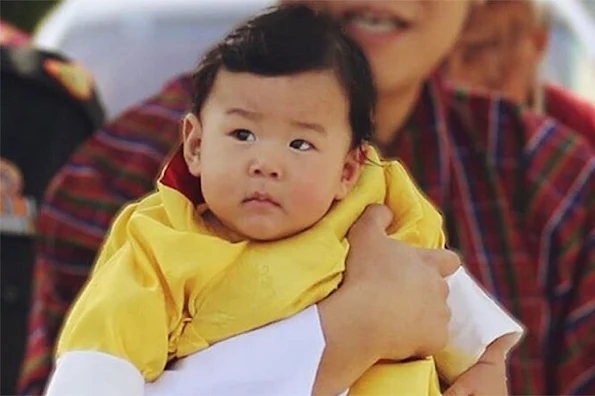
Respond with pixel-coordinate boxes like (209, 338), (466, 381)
(200, 209), (246, 243)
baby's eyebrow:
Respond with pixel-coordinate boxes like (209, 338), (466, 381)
(291, 120), (327, 136)
(226, 107), (326, 135)
(226, 108), (262, 121)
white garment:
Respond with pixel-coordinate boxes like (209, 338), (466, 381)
(437, 267), (524, 382)
(47, 306), (325, 396)
(47, 268), (524, 395)
(145, 306), (325, 396)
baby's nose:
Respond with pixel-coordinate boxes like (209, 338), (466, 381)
(248, 158), (282, 179)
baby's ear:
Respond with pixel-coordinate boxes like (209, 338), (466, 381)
(335, 147), (365, 200)
(182, 113), (203, 177)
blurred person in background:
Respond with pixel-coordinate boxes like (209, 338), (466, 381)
(32, 0), (274, 119)
(447, 0), (595, 148)
(0, 21), (105, 395)
(18, 0), (595, 395)
(45, 6), (522, 395)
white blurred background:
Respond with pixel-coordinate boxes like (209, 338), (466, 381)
(32, 0), (595, 119)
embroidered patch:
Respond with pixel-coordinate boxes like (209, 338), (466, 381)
(44, 59), (94, 100)
(0, 22), (29, 46)
(0, 158), (24, 196)
(0, 158), (36, 235)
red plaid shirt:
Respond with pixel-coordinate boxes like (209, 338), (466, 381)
(18, 74), (595, 395)
(544, 83), (595, 149)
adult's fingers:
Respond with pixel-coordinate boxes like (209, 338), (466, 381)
(443, 380), (470, 396)
(418, 248), (461, 277)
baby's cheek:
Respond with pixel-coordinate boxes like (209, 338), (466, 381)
(201, 169), (236, 205)
(288, 177), (336, 216)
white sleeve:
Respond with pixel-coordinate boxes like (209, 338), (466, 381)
(145, 305), (326, 396)
(435, 267), (525, 383)
(46, 350), (144, 396)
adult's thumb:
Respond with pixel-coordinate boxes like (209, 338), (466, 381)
(348, 204), (393, 243)
(350, 204), (394, 236)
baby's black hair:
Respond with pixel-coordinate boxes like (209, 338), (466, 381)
(191, 4), (376, 148)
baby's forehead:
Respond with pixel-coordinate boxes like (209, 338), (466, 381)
(204, 69), (350, 120)
(211, 68), (345, 93)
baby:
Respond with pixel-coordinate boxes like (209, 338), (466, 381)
(49, 5), (523, 395)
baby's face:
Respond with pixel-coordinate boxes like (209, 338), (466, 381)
(183, 69), (362, 241)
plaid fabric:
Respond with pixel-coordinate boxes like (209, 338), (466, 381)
(544, 83), (595, 150)
(17, 74), (595, 395)
(387, 81), (595, 395)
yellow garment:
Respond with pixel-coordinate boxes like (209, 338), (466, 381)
(57, 147), (444, 395)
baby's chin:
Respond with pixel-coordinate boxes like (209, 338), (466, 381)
(203, 209), (304, 242)
(211, 209), (320, 243)
(240, 226), (303, 243)
(233, 221), (310, 243)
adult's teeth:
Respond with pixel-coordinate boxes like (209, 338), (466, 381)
(353, 17), (396, 32)
(350, 13), (403, 33)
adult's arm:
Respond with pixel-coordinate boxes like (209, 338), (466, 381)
(46, 206), (459, 396)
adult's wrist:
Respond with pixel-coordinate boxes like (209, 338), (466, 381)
(313, 288), (379, 395)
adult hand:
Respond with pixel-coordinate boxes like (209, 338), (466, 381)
(345, 204), (459, 359)
(313, 204), (460, 394)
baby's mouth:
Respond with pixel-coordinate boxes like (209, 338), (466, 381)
(243, 192), (280, 207)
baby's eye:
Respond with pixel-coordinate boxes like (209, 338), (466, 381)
(231, 129), (256, 141)
(289, 139), (314, 151)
